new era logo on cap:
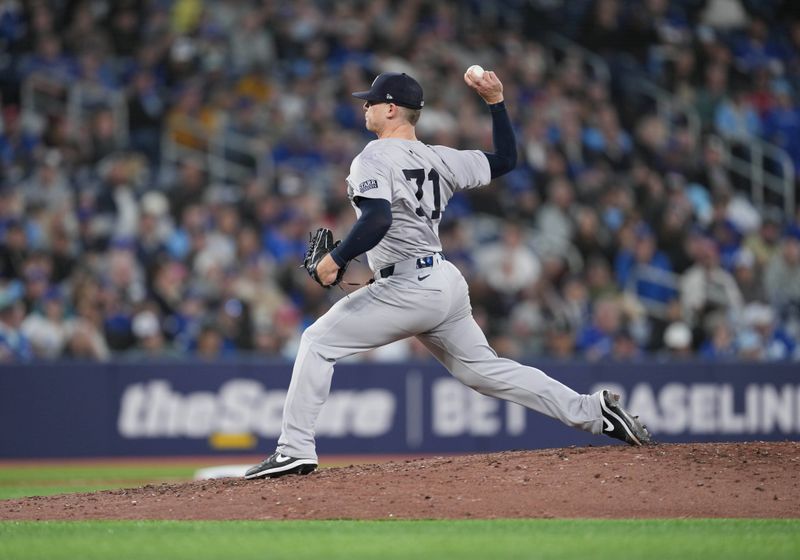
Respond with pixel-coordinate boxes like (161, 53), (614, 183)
(352, 73), (424, 110)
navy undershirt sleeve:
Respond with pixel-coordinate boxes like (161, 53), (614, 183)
(329, 197), (392, 267)
(482, 101), (518, 179)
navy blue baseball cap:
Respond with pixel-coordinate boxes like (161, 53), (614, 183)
(352, 72), (424, 110)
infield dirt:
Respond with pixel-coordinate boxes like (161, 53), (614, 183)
(1, 442), (798, 520)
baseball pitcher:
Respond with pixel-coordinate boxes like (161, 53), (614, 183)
(246, 70), (651, 479)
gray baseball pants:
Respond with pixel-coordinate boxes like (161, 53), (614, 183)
(277, 255), (604, 461)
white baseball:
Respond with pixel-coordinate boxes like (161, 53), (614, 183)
(467, 65), (485, 80)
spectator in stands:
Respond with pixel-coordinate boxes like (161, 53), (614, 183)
(692, 136), (735, 200)
(680, 237), (744, 329)
(167, 157), (207, 225)
(699, 320), (737, 359)
(108, 2), (144, 60)
(614, 223), (676, 307)
(127, 70), (166, 168)
(93, 157), (141, 242)
(228, 9), (275, 75)
(656, 203), (694, 273)
(135, 191), (171, 271)
(662, 321), (693, 359)
(572, 206), (613, 265)
(786, 19), (800, 95)
(63, 2), (106, 59)
(554, 112), (589, 179)
(19, 33), (76, 85)
(474, 222), (542, 298)
(129, 309), (173, 358)
(742, 302), (796, 361)
(764, 227), (800, 311)
(20, 149), (72, 214)
(63, 289), (110, 362)
(106, 239), (146, 308)
(0, 106), (40, 181)
(576, 296), (623, 361)
(744, 213), (783, 268)
(216, 297), (254, 352)
(708, 218), (744, 271)
(695, 63), (729, 131)
(731, 16), (788, 74)
(20, 257), (50, 313)
(611, 327), (643, 362)
(536, 177), (576, 257)
(762, 80), (800, 170)
(195, 322), (230, 359)
(83, 108), (123, 164)
(505, 289), (548, 357)
(662, 46), (698, 106)
(166, 84), (220, 152)
(732, 248), (767, 303)
(583, 104), (633, 171)
(736, 328), (765, 361)
(169, 288), (207, 353)
(0, 217), (28, 280)
(579, 0), (624, 58)
(746, 67), (780, 117)
(585, 255), (619, 301)
(47, 220), (77, 284)
(714, 86), (761, 142)
(0, 279), (31, 361)
(20, 286), (69, 359)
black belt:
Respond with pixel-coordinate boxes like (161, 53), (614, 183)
(379, 255), (440, 279)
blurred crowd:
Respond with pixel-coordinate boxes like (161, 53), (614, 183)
(1, 0), (800, 363)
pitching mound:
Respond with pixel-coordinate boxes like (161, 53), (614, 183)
(2, 442), (798, 520)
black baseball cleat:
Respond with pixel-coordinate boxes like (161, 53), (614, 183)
(244, 452), (318, 480)
(600, 390), (653, 446)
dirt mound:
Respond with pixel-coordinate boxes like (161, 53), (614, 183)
(2, 442), (798, 520)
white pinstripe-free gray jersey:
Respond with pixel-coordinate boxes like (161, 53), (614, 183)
(346, 138), (491, 272)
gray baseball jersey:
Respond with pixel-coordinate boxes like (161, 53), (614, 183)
(275, 138), (606, 462)
(346, 139), (490, 271)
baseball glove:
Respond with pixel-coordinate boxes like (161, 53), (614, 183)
(303, 227), (347, 288)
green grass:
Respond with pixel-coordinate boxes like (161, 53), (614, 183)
(0, 465), (197, 500)
(0, 519), (797, 560)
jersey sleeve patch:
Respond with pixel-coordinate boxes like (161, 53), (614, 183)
(358, 179), (379, 193)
